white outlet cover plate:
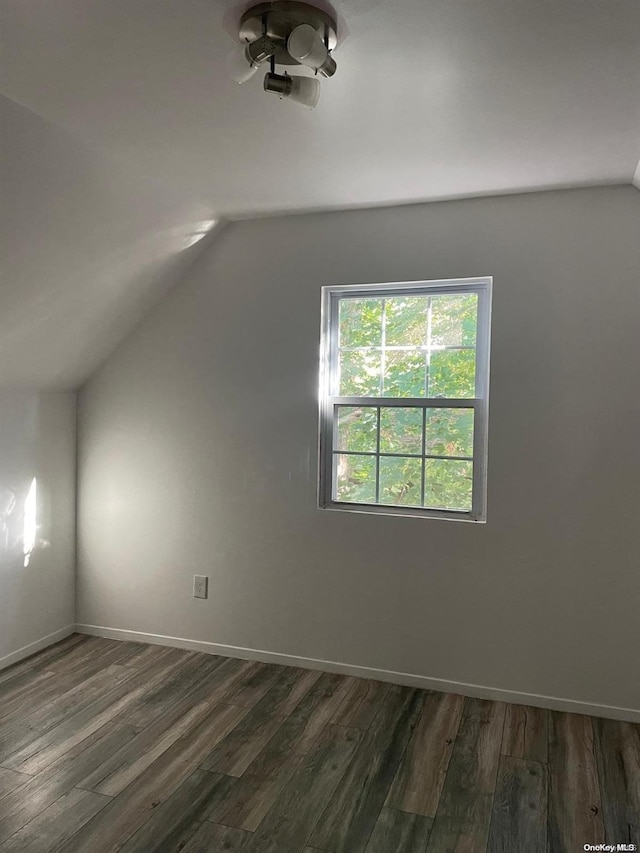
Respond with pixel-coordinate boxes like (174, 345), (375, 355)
(193, 575), (208, 599)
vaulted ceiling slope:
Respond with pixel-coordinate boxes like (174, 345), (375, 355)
(0, 95), (221, 389)
(1, 0), (639, 389)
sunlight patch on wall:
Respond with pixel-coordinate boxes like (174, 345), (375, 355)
(178, 219), (218, 250)
(23, 477), (37, 568)
(0, 487), (16, 554)
(0, 478), (44, 567)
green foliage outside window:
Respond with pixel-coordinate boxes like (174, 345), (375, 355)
(334, 293), (478, 512)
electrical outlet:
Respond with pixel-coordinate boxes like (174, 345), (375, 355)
(193, 575), (208, 599)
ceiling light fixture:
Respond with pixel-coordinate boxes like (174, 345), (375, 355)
(228, 35), (278, 83)
(287, 24), (336, 77)
(263, 72), (321, 108)
(229, 1), (338, 108)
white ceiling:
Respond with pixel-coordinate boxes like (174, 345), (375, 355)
(1, 0), (639, 388)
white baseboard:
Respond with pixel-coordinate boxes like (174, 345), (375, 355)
(75, 623), (640, 724)
(0, 625), (76, 671)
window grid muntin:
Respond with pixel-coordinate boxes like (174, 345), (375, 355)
(331, 401), (475, 510)
(337, 293), (478, 400)
(421, 406), (427, 501)
(338, 345), (475, 351)
(333, 451), (474, 462)
(379, 301), (386, 397)
(320, 278), (491, 521)
(426, 296), (432, 396)
(375, 404), (381, 503)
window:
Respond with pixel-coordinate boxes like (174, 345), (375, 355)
(318, 277), (492, 521)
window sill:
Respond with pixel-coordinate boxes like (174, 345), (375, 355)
(319, 500), (486, 522)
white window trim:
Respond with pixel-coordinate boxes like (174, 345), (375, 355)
(318, 277), (492, 522)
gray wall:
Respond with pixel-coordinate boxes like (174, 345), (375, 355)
(77, 186), (640, 712)
(0, 391), (76, 665)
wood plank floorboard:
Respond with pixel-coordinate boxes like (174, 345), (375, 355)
(43, 638), (131, 679)
(62, 704), (248, 853)
(309, 685), (425, 853)
(207, 753), (303, 832)
(118, 769), (236, 853)
(0, 787), (110, 853)
(0, 636), (85, 686)
(77, 693), (230, 796)
(0, 669), (95, 726)
(0, 639), (142, 725)
(0, 723), (136, 845)
(501, 704), (549, 764)
(548, 711), (605, 853)
(0, 634), (635, 852)
(0, 665), (136, 764)
(1, 648), (198, 774)
(181, 820), (250, 852)
(77, 658), (254, 797)
(241, 671), (355, 780)
(593, 717), (640, 846)
(486, 756), (547, 853)
(201, 711), (285, 777)
(243, 723), (361, 853)
(201, 663), (321, 778)
(3, 671), (159, 774)
(386, 689), (464, 817)
(331, 678), (391, 731)
(363, 806), (433, 852)
(425, 697), (506, 853)
(108, 643), (185, 671)
(0, 769), (28, 802)
(113, 652), (222, 729)
(0, 671), (58, 709)
(225, 661), (283, 709)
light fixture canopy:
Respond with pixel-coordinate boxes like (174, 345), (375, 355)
(230, 1), (338, 107)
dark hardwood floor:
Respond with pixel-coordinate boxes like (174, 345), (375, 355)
(0, 634), (638, 852)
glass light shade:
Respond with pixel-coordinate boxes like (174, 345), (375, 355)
(227, 43), (258, 84)
(264, 72), (321, 109)
(288, 75), (321, 109)
(287, 24), (327, 68)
